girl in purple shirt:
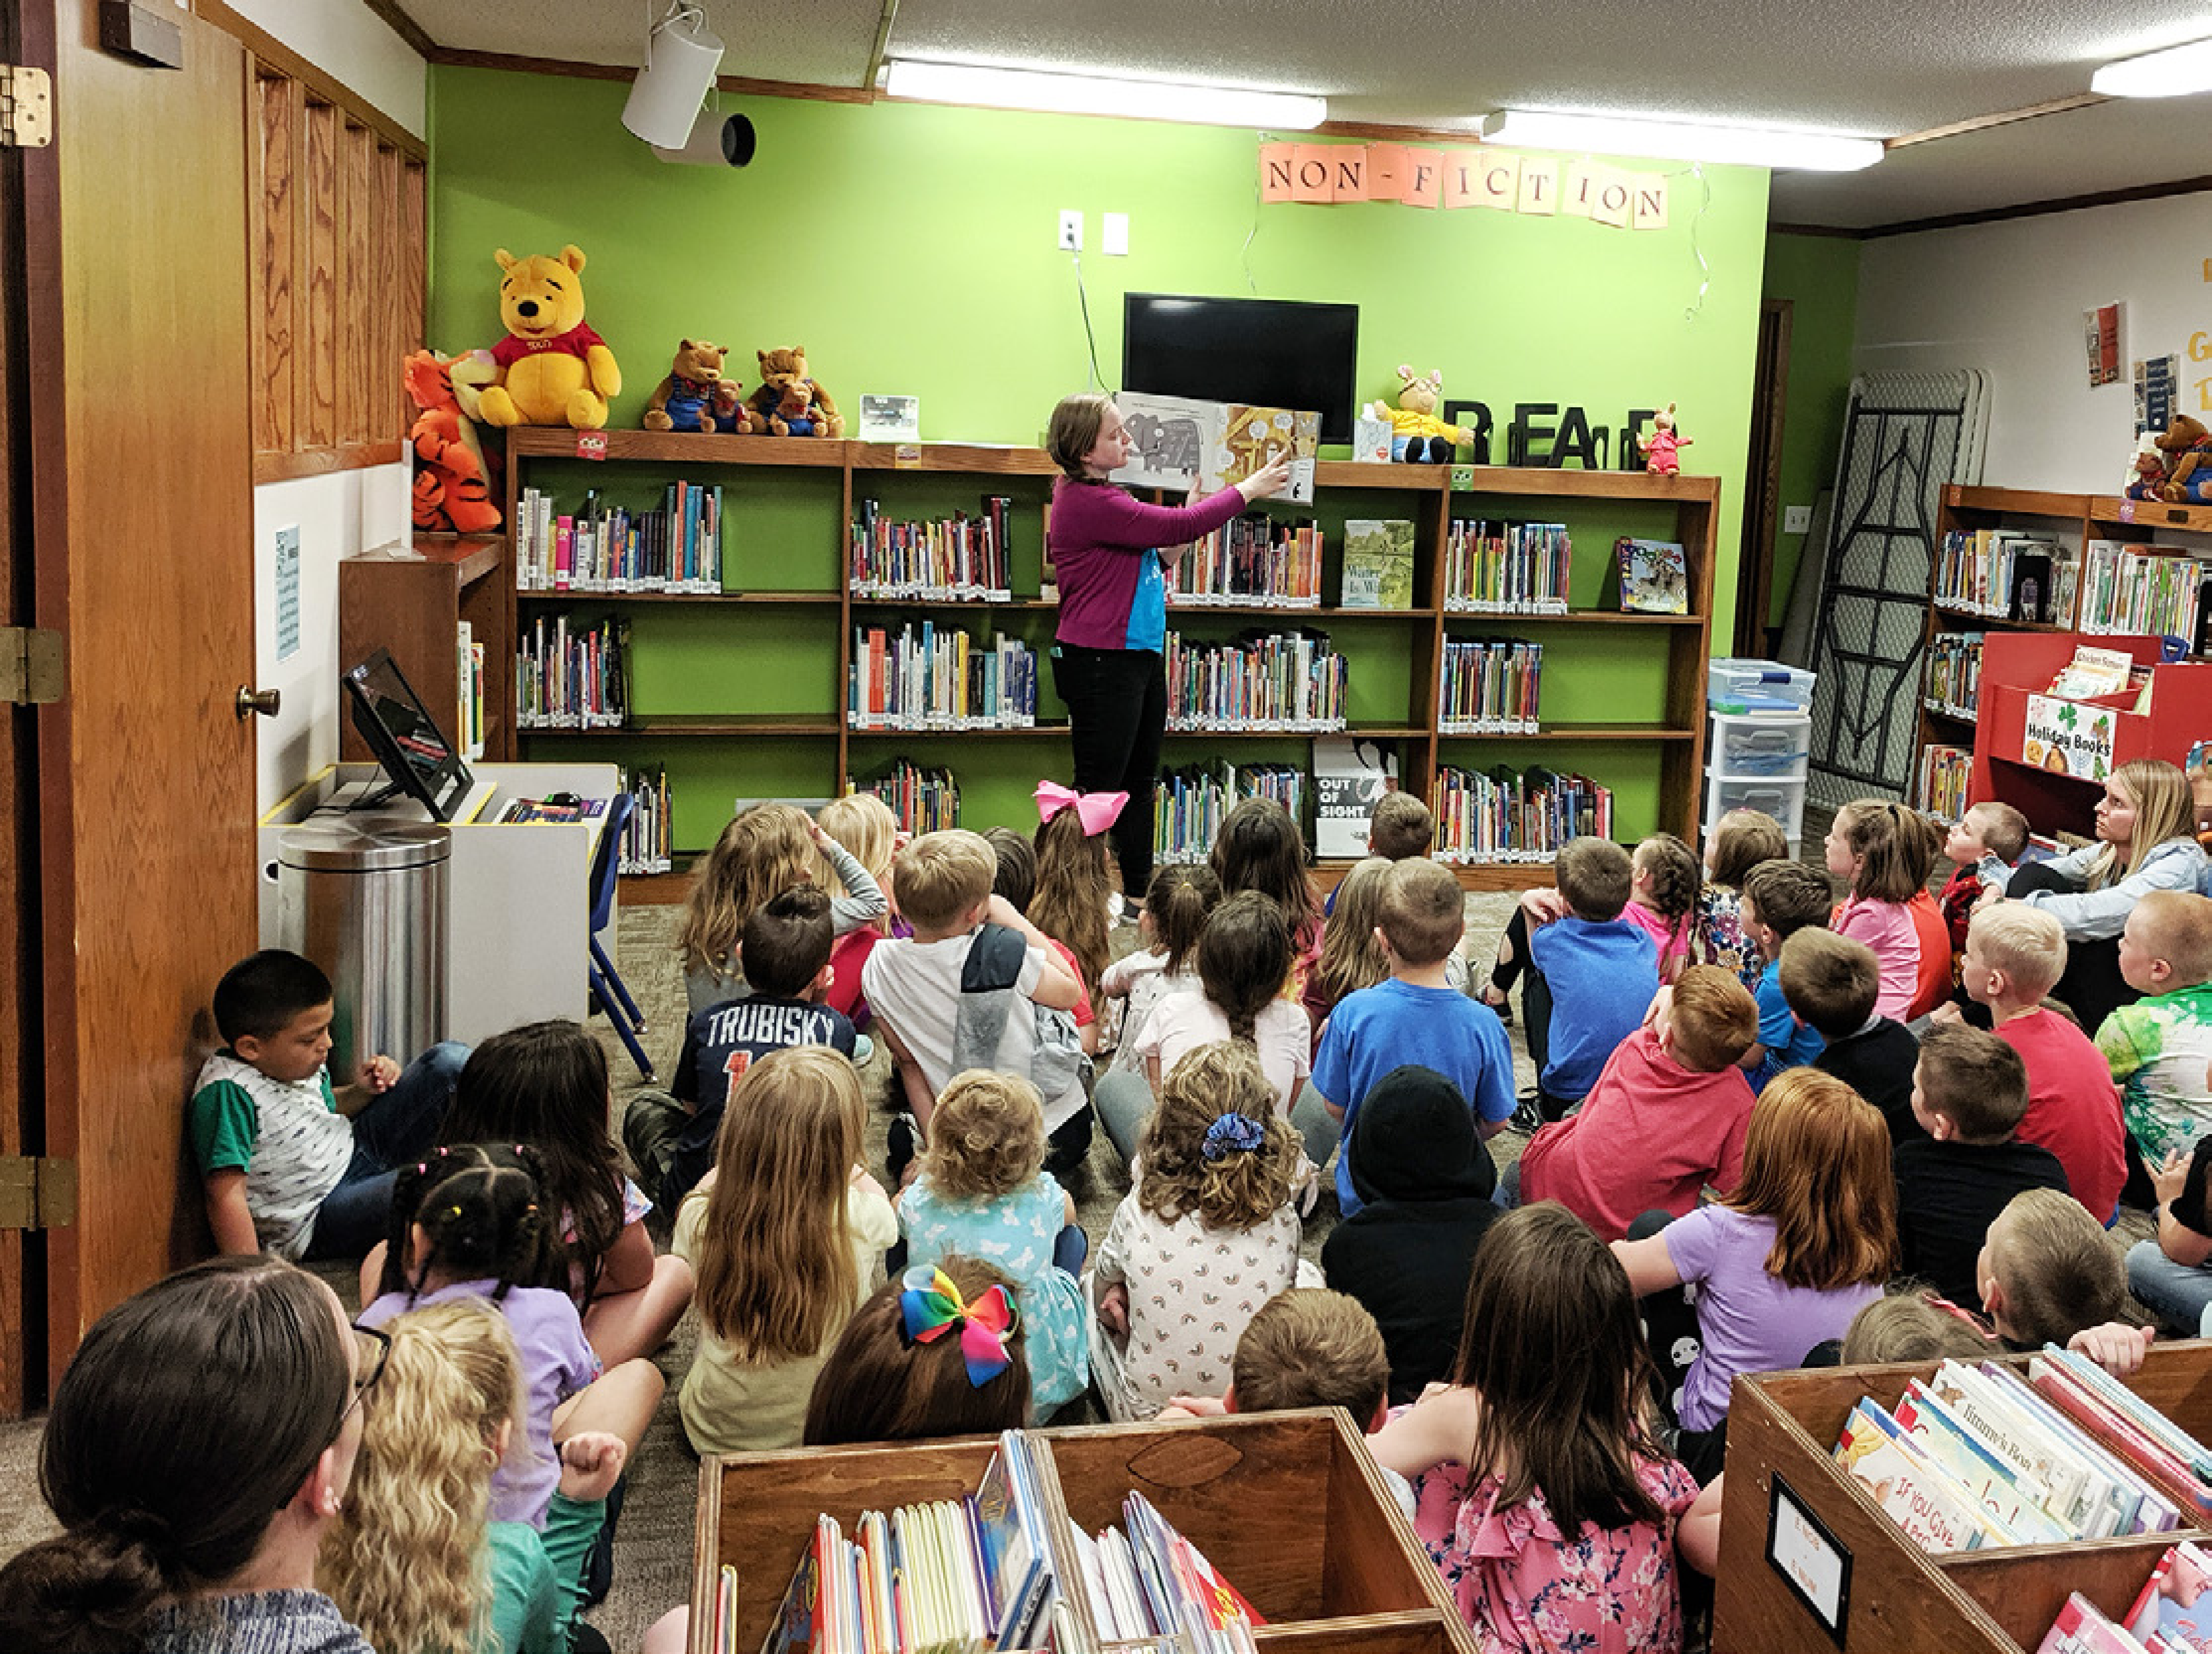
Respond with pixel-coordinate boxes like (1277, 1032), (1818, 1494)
(1043, 393), (1288, 906)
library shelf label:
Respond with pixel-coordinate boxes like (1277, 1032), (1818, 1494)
(1767, 1472), (1852, 1644)
(2022, 694), (2119, 782)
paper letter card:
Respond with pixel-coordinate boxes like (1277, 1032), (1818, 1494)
(1113, 392), (1319, 505)
(1766, 1473), (1851, 1644)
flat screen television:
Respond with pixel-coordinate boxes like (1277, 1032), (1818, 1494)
(341, 647), (473, 822)
(1122, 293), (1360, 444)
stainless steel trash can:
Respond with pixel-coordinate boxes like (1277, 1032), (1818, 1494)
(276, 820), (450, 1077)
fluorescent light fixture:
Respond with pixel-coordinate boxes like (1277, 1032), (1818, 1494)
(2093, 37), (2212, 97)
(883, 60), (1326, 130)
(1480, 109), (1883, 171)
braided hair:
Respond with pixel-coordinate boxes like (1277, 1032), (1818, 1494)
(1197, 891), (1293, 1046)
(375, 1144), (564, 1305)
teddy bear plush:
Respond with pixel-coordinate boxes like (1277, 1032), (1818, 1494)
(474, 244), (622, 431)
(1367, 366), (1463, 462)
(2125, 432), (2170, 502)
(748, 346), (844, 438)
(1639, 403), (1694, 475)
(402, 348), (501, 533)
(767, 378), (830, 438)
(643, 339), (751, 434)
(2156, 414), (2212, 503)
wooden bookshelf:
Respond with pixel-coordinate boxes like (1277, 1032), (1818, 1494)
(688, 1411), (1477, 1654)
(338, 535), (508, 761)
(1712, 1341), (2212, 1654)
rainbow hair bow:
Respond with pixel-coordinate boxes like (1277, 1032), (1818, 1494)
(1034, 780), (1128, 836)
(899, 1266), (1018, 1387)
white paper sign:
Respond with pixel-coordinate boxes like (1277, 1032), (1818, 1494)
(2023, 693), (2119, 783)
(1766, 1477), (1849, 1639)
(858, 394), (920, 442)
(274, 524), (301, 664)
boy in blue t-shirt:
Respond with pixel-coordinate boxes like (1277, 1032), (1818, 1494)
(1314, 858), (1514, 1216)
(1737, 859), (1834, 1091)
(1520, 837), (1659, 1123)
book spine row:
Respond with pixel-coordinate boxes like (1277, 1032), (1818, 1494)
(852, 761), (960, 834)
(1168, 514), (1323, 607)
(1430, 765), (1613, 862)
(1934, 528), (2074, 622)
(516, 614), (629, 729)
(454, 621), (486, 761)
(1163, 630), (1347, 732)
(1438, 637), (1542, 733)
(849, 496), (1014, 601)
(1924, 632), (1985, 716)
(1442, 519), (1571, 613)
(515, 484), (726, 594)
(2080, 539), (2212, 645)
(848, 624), (1037, 730)
(617, 764), (673, 875)
(1917, 744), (1972, 825)
(1153, 761), (1306, 865)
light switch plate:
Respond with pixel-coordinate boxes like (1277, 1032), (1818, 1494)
(1782, 504), (1812, 534)
(1103, 212), (1129, 255)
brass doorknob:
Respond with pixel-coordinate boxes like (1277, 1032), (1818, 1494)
(235, 685), (281, 720)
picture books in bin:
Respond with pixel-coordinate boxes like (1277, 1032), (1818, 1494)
(1339, 520), (1416, 610)
(2034, 1539), (2212, 1652)
(1613, 537), (1689, 615)
(1112, 392), (1321, 506)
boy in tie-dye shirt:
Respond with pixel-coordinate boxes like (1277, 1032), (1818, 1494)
(2096, 892), (2212, 1163)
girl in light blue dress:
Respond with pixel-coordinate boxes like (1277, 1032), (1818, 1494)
(897, 1070), (1090, 1416)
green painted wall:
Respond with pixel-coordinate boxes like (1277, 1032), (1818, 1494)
(1761, 231), (1861, 633)
(429, 67), (1771, 848)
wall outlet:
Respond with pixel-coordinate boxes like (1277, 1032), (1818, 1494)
(1103, 212), (1129, 256)
(1782, 504), (1813, 534)
(1058, 210), (1082, 251)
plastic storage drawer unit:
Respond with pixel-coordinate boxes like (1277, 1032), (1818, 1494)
(1706, 712), (1811, 780)
(1708, 657), (1815, 714)
(1703, 770), (1807, 846)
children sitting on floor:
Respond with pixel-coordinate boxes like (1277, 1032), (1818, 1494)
(2128, 1124), (2212, 1333)
(1696, 808), (1788, 990)
(1514, 965), (1759, 1242)
(678, 803), (885, 1018)
(2096, 889), (2212, 1172)
(1791, 929), (1920, 1146)
(1937, 903), (2126, 1223)
(1736, 859), (1833, 1092)
(1977, 1187), (2135, 1353)
(1937, 799), (2030, 961)
(1892, 1022), (2069, 1313)
(1314, 858), (1515, 1214)
(190, 947), (465, 1261)
(1825, 800), (1946, 1023)
(1513, 836), (1659, 1125)
(1623, 832), (1701, 984)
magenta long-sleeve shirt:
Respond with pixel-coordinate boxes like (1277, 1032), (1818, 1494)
(1048, 477), (1247, 651)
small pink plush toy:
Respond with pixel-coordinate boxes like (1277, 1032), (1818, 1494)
(1640, 403), (1693, 475)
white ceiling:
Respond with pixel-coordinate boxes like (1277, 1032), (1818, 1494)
(396, 0), (2212, 230)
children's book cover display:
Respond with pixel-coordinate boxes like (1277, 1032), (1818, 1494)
(1339, 520), (1416, 610)
(1613, 536), (1690, 614)
(1112, 392), (1321, 507)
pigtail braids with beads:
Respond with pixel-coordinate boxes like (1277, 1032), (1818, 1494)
(378, 1143), (563, 1305)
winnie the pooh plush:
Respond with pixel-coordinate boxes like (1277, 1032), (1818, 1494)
(643, 339), (751, 434)
(748, 346), (843, 438)
(1367, 366), (1463, 462)
(402, 348), (501, 533)
(2156, 414), (2212, 502)
(474, 244), (621, 430)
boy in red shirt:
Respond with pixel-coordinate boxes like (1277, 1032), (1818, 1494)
(1514, 964), (1759, 1241)
(1933, 903), (2126, 1224)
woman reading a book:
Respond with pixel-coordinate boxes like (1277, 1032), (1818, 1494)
(1045, 393), (1290, 912)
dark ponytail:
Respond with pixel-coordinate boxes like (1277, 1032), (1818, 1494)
(1198, 891), (1293, 1048)
(1144, 863), (1222, 976)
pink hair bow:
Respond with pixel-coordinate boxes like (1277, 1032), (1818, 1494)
(1034, 780), (1127, 836)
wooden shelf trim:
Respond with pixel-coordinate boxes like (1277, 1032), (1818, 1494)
(1438, 725), (1698, 742)
(521, 715), (839, 738)
(517, 588), (842, 605)
(1942, 484), (2093, 519)
(1443, 608), (1703, 627)
(2086, 494), (2212, 534)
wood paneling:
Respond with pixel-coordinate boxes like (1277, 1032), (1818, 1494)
(373, 142), (400, 437)
(253, 71), (297, 454)
(302, 96), (338, 450)
(339, 119), (372, 445)
(401, 157), (426, 360)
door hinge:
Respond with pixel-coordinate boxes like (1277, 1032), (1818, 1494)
(0, 67), (53, 150)
(0, 1157), (75, 1230)
(0, 627), (64, 705)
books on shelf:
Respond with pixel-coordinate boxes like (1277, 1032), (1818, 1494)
(1431, 764), (1612, 863)
(849, 496), (1015, 601)
(1156, 759), (1306, 865)
(1338, 520), (1416, 610)
(1934, 527), (2075, 623)
(1438, 637), (1542, 734)
(853, 760), (960, 835)
(516, 614), (629, 730)
(617, 764), (672, 875)
(2081, 539), (2212, 645)
(2048, 644), (2137, 700)
(454, 620), (486, 761)
(1613, 537), (1690, 615)
(1924, 631), (1985, 717)
(1168, 513), (1323, 608)
(1917, 743), (1972, 823)
(1163, 629), (1347, 732)
(1443, 519), (1571, 614)
(848, 623), (1037, 730)
(515, 483), (725, 594)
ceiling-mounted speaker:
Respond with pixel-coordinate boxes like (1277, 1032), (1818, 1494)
(652, 109), (756, 167)
(620, 6), (725, 150)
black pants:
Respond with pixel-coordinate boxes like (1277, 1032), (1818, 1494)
(2002, 861), (2140, 1033)
(1052, 643), (1166, 901)
(1490, 907), (1555, 1079)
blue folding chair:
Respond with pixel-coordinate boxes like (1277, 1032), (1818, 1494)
(589, 793), (656, 1082)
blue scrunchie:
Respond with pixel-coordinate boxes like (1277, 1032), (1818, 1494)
(1201, 1112), (1266, 1162)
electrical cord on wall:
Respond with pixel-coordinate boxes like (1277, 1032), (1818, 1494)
(1069, 247), (1107, 391)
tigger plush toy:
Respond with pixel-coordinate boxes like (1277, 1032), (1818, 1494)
(403, 348), (502, 533)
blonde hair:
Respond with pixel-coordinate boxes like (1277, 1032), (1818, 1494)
(1707, 809), (1788, 890)
(1841, 1293), (1992, 1365)
(889, 830), (996, 931)
(1030, 806), (1114, 997)
(2132, 890), (2212, 985)
(919, 1071), (1047, 1203)
(1966, 801), (2030, 864)
(1724, 1068), (1897, 1291)
(678, 803), (817, 983)
(1989, 1189), (2127, 1347)
(1309, 857), (1392, 1016)
(818, 793), (896, 900)
(321, 1301), (523, 1654)
(1136, 1043), (1299, 1230)
(694, 1048), (863, 1360)
(1665, 965), (1760, 1071)
(1231, 1289), (1390, 1420)
(1968, 903), (2067, 997)
(2087, 759), (2197, 886)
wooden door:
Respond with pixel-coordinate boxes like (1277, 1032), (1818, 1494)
(18, 0), (258, 1392)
